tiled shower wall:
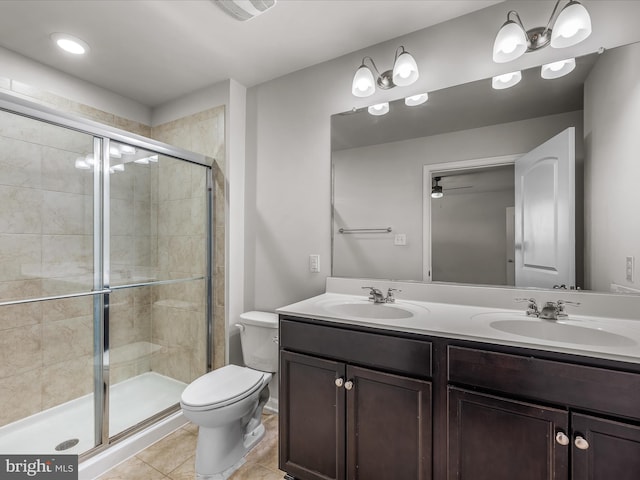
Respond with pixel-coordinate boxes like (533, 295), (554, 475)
(0, 80), (225, 426)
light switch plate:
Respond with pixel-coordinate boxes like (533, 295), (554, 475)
(626, 256), (634, 282)
(394, 233), (407, 246)
(309, 254), (320, 273)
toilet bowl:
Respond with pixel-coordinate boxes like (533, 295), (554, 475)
(180, 311), (278, 480)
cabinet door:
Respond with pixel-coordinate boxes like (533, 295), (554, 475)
(572, 413), (640, 479)
(279, 350), (346, 480)
(448, 388), (569, 480)
(346, 365), (432, 480)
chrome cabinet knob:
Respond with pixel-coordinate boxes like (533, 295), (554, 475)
(555, 431), (570, 446)
(335, 378), (344, 388)
(344, 380), (354, 391)
(574, 435), (590, 450)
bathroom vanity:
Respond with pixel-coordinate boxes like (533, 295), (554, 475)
(276, 282), (640, 480)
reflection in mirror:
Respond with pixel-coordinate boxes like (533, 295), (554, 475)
(331, 41), (640, 295)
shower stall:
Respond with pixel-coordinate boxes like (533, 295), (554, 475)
(0, 94), (213, 461)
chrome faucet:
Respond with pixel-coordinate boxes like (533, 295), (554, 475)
(362, 287), (402, 304)
(519, 299), (581, 320)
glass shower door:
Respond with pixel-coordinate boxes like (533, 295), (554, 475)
(107, 141), (210, 437)
(0, 110), (101, 455)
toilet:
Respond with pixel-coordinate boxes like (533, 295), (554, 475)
(180, 311), (278, 479)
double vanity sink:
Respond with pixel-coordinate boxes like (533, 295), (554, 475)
(281, 291), (640, 361)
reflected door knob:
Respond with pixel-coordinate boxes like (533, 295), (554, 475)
(555, 431), (570, 446)
(344, 380), (354, 391)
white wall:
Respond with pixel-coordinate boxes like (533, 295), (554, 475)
(244, 0), (640, 312)
(584, 42), (640, 293)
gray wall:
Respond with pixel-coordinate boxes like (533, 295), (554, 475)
(244, 0), (640, 313)
(584, 42), (640, 293)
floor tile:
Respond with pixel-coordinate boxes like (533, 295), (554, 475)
(135, 427), (197, 475)
(97, 456), (166, 480)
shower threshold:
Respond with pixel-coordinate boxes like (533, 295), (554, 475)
(0, 372), (186, 456)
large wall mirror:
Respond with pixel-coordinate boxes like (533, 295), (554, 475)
(331, 40), (640, 295)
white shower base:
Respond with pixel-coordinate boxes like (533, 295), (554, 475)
(0, 372), (186, 456)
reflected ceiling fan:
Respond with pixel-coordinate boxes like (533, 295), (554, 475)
(431, 176), (472, 198)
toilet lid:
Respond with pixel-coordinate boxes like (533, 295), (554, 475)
(181, 365), (265, 409)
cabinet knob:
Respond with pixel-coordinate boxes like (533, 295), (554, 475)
(335, 378), (344, 387)
(344, 380), (354, 391)
(574, 435), (590, 450)
(555, 431), (570, 446)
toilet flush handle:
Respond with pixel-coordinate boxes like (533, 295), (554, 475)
(235, 323), (245, 333)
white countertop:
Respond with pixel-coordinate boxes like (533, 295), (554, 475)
(276, 292), (640, 365)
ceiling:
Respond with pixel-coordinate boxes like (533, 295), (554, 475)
(0, 0), (503, 107)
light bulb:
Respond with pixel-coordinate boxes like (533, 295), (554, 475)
(492, 71), (522, 89)
(493, 20), (528, 63)
(551, 1), (592, 48)
(352, 65), (375, 97)
(405, 93), (429, 107)
(367, 103), (389, 116)
(541, 58), (576, 79)
(392, 51), (419, 87)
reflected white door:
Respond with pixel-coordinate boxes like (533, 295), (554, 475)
(506, 206), (515, 286)
(515, 127), (575, 288)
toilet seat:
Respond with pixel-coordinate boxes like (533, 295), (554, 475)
(181, 365), (266, 411)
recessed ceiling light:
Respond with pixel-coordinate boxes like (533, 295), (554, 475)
(51, 33), (89, 55)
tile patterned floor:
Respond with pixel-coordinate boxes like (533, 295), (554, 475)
(96, 413), (284, 480)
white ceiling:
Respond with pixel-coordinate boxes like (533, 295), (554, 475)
(0, 0), (503, 107)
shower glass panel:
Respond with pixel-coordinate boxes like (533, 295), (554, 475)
(0, 95), (213, 460)
(0, 109), (98, 454)
(108, 142), (209, 436)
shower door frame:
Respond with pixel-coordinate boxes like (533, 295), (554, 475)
(0, 92), (214, 460)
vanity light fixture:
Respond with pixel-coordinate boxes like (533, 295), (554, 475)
(352, 46), (419, 98)
(492, 0), (592, 63)
(405, 93), (429, 107)
(213, 0), (276, 21)
(492, 70), (522, 90)
(368, 102), (390, 116)
(431, 177), (444, 199)
(541, 58), (576, 79)
(51, 33), (90, 55)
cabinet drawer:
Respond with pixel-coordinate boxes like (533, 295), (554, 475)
(280, 317), (432, 378)
(448, 346), (640, 421)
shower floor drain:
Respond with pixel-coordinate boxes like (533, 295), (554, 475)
(55, 438), (80, 451)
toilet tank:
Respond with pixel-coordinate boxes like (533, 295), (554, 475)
(237, 311), (279, 373)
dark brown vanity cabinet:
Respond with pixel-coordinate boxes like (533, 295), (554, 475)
(279, 316), (640, 480)
(448, 346), (640, 480)
(279, 317), (433, 480)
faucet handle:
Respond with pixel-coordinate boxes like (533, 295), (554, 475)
(386, 288), (401, 303)
(556, 300), (580, 317)
(515, 297), (539, 316)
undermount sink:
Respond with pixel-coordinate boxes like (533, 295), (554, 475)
(320, 299), (429, 320)
(478, 314), (636, 347)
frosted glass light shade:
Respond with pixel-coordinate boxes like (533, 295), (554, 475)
(551, 1), (592, 48)
(392, 51), (419, 86)
(541, 58), (576, 79)
(352, 65), (375, 97)
(368, 102), (389, 116)
(492, 70), (522, 89)
(493, 20), (528, 63)
(405, 93), (429, 106)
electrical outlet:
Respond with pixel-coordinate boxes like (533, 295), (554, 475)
(309, 254), (320, 273)
(394, 233), (407, 246)
(626, 256), (634, 282)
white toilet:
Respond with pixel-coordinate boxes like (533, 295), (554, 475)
(180, 311), (278, 479)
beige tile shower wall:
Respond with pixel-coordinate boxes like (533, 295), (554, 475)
(151, 106), (226, 374)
